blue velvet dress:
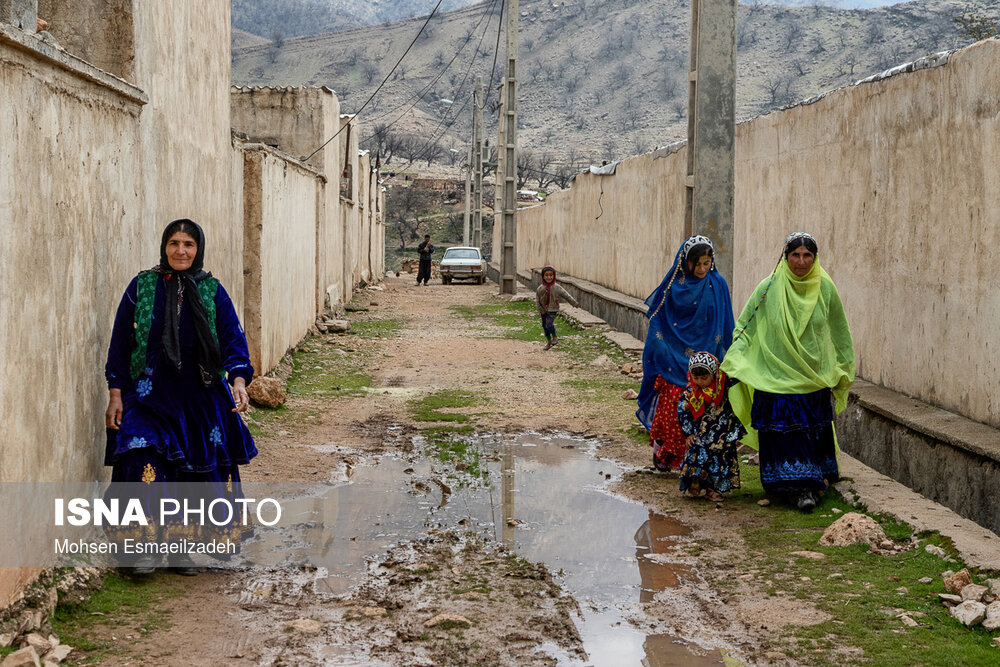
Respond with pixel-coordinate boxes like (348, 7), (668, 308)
(751, 388), (837, 494)
(104, 274), (257, 549)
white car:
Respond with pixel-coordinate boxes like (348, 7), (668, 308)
(439, 246), (486, 284)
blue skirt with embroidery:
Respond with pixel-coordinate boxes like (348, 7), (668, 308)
(751, 389), (838, 494)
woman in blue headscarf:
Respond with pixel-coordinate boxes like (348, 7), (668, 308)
(636, 236), (735, 472)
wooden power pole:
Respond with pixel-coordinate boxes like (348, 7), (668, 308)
(472, 76), (484, 250)
(685, 0), (737, 287)
(499, 0), (519, 295)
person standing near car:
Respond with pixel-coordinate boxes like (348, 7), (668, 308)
(416, 235), (434, 286)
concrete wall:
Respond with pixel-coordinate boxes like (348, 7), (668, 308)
(239, 145), (322, 374)
(514, 39), (1000, 429)
(231, 86), (344, 310)
(0, 25), (145, 487)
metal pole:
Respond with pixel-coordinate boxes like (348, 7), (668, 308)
(463, 144), (472, 245)
(473, 77), (484, 250)
(684, 0), (737, 289)
(499, 0), (518, 295)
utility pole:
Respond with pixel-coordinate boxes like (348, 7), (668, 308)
(472, 76), (484, 250)
(499, 0), (518, 295)
(685, 0), (737, 287)
(463, 144), (471, 245)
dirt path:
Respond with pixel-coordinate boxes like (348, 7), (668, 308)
(53, 277), (999, 667)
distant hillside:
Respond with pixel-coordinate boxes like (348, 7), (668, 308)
(232, 0), (482, 39)
(232, 0), (991, 171)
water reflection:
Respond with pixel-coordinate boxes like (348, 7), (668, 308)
(247, 433), (726, 664)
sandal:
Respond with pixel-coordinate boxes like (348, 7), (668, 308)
(684, 486), (702, 499)
(706, 491), (724, 503)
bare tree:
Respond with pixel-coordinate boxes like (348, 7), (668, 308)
(421, 140), (444, 166)
(267, 31), (284, 63)
(764, 73), (796, 106)
(516, 150), (534, 189)
(362, 62), (378, 84)
(535, 151), (556, 189)
(386, 186), (431, 250)
(784, 20), (805, 52)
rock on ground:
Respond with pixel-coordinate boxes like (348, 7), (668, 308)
(286, 618), (322, 634)
(961, 584), (988, 603)
(42, 644), (72, 663)
(248, 376), (286, 408)
(818, 513), (887, 548)
(423, 613), (472, 628)
(983, 602), (1000, 631)
(944, 569), (973, 594)
(949, 601), (987, 627)
(1, 646), (40, 667)
(790, 551), (826, 560)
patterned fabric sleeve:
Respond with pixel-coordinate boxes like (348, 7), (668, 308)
(214, 282), (254, 385)
(676, 390), (696, 436)
(105, 277), (140, 390)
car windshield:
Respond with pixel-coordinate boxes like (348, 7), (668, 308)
(443, 249), (480, 260)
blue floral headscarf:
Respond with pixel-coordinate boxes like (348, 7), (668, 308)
(635, 236), (735, 429)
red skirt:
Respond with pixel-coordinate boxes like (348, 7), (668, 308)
(649, 378), (686, 470)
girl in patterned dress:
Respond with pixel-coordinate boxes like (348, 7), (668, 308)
(676, 352), (744, 501)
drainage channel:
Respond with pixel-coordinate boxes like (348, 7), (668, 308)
(250, 432), (726, 666)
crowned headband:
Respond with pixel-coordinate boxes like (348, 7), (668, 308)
(688, 351), (719, 374)
(683, 235), (713, 260)
(784, 232), (816, 246)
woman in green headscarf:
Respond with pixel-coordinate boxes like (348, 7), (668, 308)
(720, 233), (855, 511)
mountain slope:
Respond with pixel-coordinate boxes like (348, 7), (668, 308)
(232, 0), (987, 165)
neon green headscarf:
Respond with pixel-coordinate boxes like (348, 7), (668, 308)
(720, 258), (855, 450)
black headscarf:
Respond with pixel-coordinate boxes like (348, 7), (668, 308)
(156, 219), (223, 386)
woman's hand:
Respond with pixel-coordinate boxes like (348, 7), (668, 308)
(231, 378), (250, 413)
(105, 389), (123, 430)
(685, 435), (696, 446)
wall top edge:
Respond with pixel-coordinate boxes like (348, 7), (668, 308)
(0, 23), (147, 105)
(235, 141), (328, 181)
(231, 85), (335, 96)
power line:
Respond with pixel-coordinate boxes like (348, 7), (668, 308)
(366, 0), (500, 128)
(483, 0), (505, 106)
(304, 0), (445, 162)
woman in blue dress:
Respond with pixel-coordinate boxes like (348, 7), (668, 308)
(636, 235), (735, 472)
(104, 219), (257, 573)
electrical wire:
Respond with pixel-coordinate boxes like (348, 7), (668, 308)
(305, 0), (445, 162)
(366, 0), (500, 128)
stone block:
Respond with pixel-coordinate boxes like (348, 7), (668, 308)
(247, 377), (286, 408)
(0, 646), (40, 667)
(949, 601), (986, 626)
(962, 584), (988, 603)
(944, 569), (972, 594)
(983, 602), (1000, 631)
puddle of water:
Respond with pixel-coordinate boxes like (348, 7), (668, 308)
(248, 432), (727, 665)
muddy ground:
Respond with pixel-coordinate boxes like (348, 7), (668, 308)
(47, 277), (999, 667)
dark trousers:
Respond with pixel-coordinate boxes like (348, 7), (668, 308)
(417, 259), (432, 284)
(541, 312), (557, 339)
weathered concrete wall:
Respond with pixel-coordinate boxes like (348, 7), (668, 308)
(0, 22), (146, 608)
(37, 0), (135, 79)
(516, 40), (1000, 429)
(339, 116), (360, 300)
(0, 26), (145, 486)
(231, 86), (344, 310)
(837, 381), (1000, 536)
(133, 0), (238, 295)
(240, 146), (321, 374)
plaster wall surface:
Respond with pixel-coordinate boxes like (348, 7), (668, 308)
(516, 39), (1000, 427)
(241, 148), (320, 373)
(0, 27), (143, 607)
(132, 0), (238, 299)
(37, 0), (135, 79)
(0, 34), (143, 485)
(231, 86), (343, 310)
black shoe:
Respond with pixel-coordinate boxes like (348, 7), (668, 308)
(796, 492), (816, 512)
(128, 555), (159, 575)
(168, 553), (200, 576)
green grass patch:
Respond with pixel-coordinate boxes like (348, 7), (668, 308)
(350, 318), (403, 339)
(725, 463), (999, 665)
(420, 427), (489, 486)
(409, 390), (487, 423)
(562, 376), (638, 401)
(51, 573), (183, 661)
